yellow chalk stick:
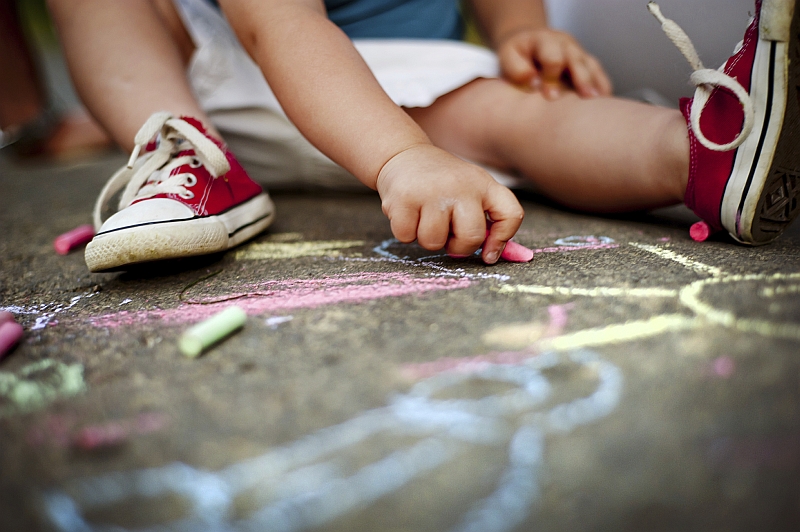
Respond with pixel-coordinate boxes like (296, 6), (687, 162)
(179, 306), (247, 358)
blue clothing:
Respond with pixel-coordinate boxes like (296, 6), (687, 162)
(325, 0), (463, 40)
(207, 0), (463, 40)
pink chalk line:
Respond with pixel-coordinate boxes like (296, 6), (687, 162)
(26, 412), (168, 449)
(401, 303), (573, 380)
(88, 273), (472, 328)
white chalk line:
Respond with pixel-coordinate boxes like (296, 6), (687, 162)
(42, 350), (623, 532)
(0, 291), (97, 330)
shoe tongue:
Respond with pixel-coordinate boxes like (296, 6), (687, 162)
(178, 116), (225, 151)
(179, 116), (207, 133)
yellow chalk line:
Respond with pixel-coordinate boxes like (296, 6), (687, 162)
(265, 232), (306, 242)
(235, 240), (365, 260)
(481, 314), (698, 351)
(499, 284), (678, 298)
(536, 314), (699, 351)
(538, 314), (699, 351)
(680, 272), (800, 340)
(629, 243), (725, 277)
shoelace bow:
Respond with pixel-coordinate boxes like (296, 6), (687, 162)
(648, 2), (755, 152)
(92, 112), (230, 230)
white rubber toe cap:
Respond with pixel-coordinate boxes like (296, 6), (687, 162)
(98, 198), (196, 234)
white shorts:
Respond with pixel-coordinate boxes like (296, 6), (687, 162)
(173, 0), (522, 190)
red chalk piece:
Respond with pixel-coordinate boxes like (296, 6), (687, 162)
(501, 240), (535, 263)
(0, 311), (14, 325)
(54, 224), (95, 255)
(0, 321), (24, 359)
(689, 221), (718, 242)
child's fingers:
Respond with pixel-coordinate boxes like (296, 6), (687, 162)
(564, 48), (597, 97)
(587, 55), (614, 96)
(482, 186), (525, 264)
(566, 50), (612, 98)
(446, 202), (489, 258)
(499, 42), (538, 86)
(416, 205), (451, 251)
(535, 40), (569, 99)
(386, 205), (420, 244)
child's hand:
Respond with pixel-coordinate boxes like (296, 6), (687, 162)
(497, 27), (612, 100)
(376, 144), (524, 264)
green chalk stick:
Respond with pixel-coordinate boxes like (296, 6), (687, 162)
(179, 306), (247, 357)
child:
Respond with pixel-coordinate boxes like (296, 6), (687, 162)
(46, 0), (800, 272)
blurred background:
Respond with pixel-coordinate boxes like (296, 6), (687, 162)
(546, 0), (755, 104)
(1, 0), (757, 160)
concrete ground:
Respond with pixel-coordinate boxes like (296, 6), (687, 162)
(1, 151), (799, 532)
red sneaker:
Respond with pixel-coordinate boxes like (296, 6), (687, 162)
(85, 112), (275, 272)
(650, 0), (800, 244)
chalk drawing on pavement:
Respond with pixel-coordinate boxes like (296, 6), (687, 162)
(0, 360), (86, 418)
(491, 244), (800, 348)
(41, 348), (623, 532)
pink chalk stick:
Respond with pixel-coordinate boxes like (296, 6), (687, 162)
(0, 311), (14, 325)
(54, 224), (95, 255)
(501, 240), (534, 263)
(690, 221), (718, 242)
(481, 229), (534, 263)
(0, 321), (24, 359)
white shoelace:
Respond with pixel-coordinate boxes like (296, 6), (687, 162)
(92, 112), (230, 230)
(648, 2), (755, 152)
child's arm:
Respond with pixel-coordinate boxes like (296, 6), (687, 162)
(218, 0), (524, 263)
(469, 0), (612, 99)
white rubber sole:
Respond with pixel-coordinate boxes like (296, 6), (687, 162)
(85, 193), (275, 272)
(721, 0), (800, 244)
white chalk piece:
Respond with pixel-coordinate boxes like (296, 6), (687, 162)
(179, 306), (247, 358)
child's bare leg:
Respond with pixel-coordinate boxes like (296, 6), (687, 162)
(406, 79), (689, 213)
(47, 0), (212, 150)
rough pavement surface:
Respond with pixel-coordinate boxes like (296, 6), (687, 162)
(1, 152), (798, 531)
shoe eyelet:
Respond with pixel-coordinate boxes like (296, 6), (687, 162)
(185, 175), (198, 187)
(190, 158), (202, 168)
(179, 191), (195, 200)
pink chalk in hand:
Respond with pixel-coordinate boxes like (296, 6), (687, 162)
(54, 224), (95, 255)
(0, 311), (15, 325)
(0, 320), (24, 360)
(689, 221), (718, 242)
(448, 229), (534, 263)
(484, 228), (534, 263)
(501, 239), (535, 263)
